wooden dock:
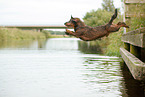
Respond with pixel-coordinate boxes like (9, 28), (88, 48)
(120, 28), (145, 81)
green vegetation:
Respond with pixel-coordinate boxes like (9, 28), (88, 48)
(78, 40), (104, 54)
(83, 8), (122, 26)
(45, 30), (65, 35)
(0, 28), (69, 41)
(102, 0), (115, 12)
(42, 30), (70, 38)
(105, 30), (123, 56)
(0, 28), (49, 41)
(83, 9), (113, 27)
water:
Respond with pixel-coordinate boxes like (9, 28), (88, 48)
(0, 38), (144, 97)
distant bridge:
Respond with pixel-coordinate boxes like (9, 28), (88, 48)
(0, 25), (72, 32)
(3, 25), (67, 29)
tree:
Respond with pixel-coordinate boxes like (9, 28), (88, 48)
(102, 0), (115, 12)
(83, 0), (121, 27)
(83, 9), (113, 27)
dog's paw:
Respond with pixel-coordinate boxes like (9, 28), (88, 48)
(65, 29), (70, 35)
(65, 32), (69, 35)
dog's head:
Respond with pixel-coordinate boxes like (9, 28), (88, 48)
(117, 22), (129, 28)
(64, 15), (85, 28)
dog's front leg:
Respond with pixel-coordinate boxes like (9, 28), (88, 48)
(65, 29), (78, 37)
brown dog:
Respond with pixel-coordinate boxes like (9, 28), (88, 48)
(64, 9), (129, 41)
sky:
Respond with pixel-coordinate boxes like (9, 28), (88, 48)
(0, 0), (122, 26)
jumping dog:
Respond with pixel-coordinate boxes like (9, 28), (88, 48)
(64, 9), (129, 41)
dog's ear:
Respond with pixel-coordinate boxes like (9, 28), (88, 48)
(71, 15), (74, 19)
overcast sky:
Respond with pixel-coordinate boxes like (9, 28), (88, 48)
(0, 0), (122, 25)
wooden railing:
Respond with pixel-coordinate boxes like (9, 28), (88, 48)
(120, 27), (145, 81)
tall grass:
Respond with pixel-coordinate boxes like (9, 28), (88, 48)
(0, 28), (48, 41)
(105, 29), (124, 57)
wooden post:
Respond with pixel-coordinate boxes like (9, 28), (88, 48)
(130, 44), (141, 59)
(124, 43), (130, 51)
(124, 0), (145, 32)
(40, 29), (43, 32)
(37, 29), (42, 32)
(141, 48), (145, 62)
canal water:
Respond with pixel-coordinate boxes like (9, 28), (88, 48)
(0, 38), (144, 97)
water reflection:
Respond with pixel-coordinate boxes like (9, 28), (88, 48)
(0, 38), (144, 97)
(120, 63), (145, 97)
(0, 40), (36, 49)
(78, 41), (103, 54)
(0, 39), (48, 50)
(0, 38), (78, 50)
(81, 56), (123, 96)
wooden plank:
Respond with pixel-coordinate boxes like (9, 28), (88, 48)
(120, 48), (145, 81)
(125, 4), (145, 17)
(122, 28), (145, 47)
(125, 13), (145, 17)
(125, 0), (145, 3)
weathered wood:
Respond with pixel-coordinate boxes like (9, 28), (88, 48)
(125, 0), (145, 4)
(120, 48), (145, 81)
(125, 3), (145, 17)
(124, 0), (145, 32)
(130, 44), (141, 58)
(122, 28), (145, 48)
(141, 48), (145, 62)
(124, 43), (130, 51)
(125, 13), (145, 17)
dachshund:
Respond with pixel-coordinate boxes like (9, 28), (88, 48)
(64, 9), (129, 41)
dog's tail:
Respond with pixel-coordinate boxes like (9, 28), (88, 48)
(108, 9), (117, 24)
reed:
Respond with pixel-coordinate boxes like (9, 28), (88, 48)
(0, 28), (48, 40)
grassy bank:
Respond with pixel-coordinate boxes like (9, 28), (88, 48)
(48, 35), (70, 38)
(105, 29), (123, 57)
(42, 30), (70, 38)
(0, 27), (49, 41)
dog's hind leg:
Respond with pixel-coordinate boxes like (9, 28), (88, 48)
(108, 9), (117, 24)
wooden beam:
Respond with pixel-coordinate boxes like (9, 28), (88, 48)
(122, 28), (145, 48)
(125, 0), (145, 4)
(120, 48), (145, 81)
